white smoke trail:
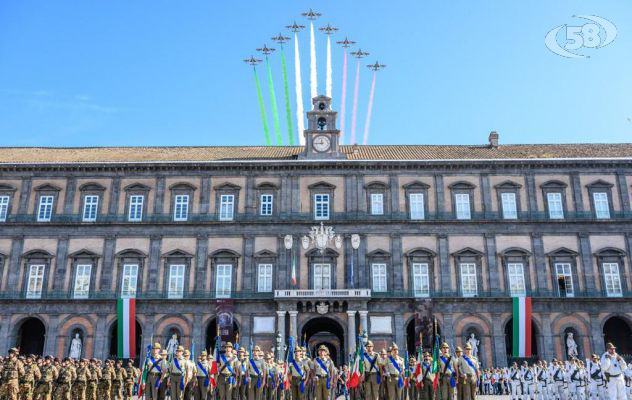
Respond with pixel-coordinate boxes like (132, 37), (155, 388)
(310, 22), (317, 101)
(326, 35), (332, 99)
(294, 33), (305, 145)
(363, 71), (377, 145)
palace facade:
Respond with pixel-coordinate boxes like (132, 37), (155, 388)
(1, 96), (632, 366)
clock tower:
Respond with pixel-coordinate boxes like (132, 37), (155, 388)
(299, 95), (345, 159)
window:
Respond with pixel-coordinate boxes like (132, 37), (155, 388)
(219, 195), (235, 221)
(593, 192), (610, 219)
(547, 193), (564, 219)
(370, 193), (384, 215)
(216, 264), (232, 298)
(82, 195), (99, 222)
(168, 264), (185, 298)
(372, 263), (387, 292)
(455, 193), (471, 220)
(37, 196), (54, 222)
(555, 263), (574, 297)
(26, 264), (45, 299)
(412, 263), (430, 297)
(260, 194), (273, 216)
(314, 194), (330, 220)
(460, 263), (477, 297)
(121, 264), (139, 298)
(507, 263), (526, 296)
(128, 195), (144, 222)
(313, 263), (331, 290)
(603, 263), (622, 297)
(173, 194), (189, 221)
(409, 193), (425, 220)
(257, 263), (273, 292)
(501, 192), (517, 220)
(0, 196), (9, 222)
(73, 264), (92, 299)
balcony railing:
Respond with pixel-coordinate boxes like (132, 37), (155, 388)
(371, 288), (632, 299)
(0, 290), (274, 301)
(4, 210), (632, 224)
(274, 289), (371, 298)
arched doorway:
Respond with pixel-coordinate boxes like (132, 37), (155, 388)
(205, 318), (239, 352)
(505, 318), (538, 364)
(109, 320), (142, 361)
(17, 318), (46, 356)
(406, 318), (442, 355)
(603, 316), (632, 355)
(301, 317), (345, 366)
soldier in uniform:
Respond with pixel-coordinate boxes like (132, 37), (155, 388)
(217, 343), (238, 400)
(158, 350), (169, 400)
(247, 346), (266, 400)
(86, 360), (100, 400)
(455, 347), (464, 400)
(182, 350), (196, 400)
(54, 358), (75, 400)
(20, 355), (41, 400)
(145, 343), (167, 400)
(437, 343), (457, 400)
(406, 355), (417, 400)
(264, 353), (277, 400)
(72, 359), (92, 400)
(194, 351), (210, 400)
(420, 352), (435, 400)
(34, 356), (57, 400)
(312, 345), (334, 400)
(111, 360), (127, 400)
(384, 344), (404, 400)
(602, 342), (628, 400)
(123, 360), (137, 400)
(169, 346), (188, 400)
(362, 341), (382, 400)
(236, 348), (249, 400)
(457, 343), (480, 400)
(1, 348), (25, 400)
(97, 360), (113, 400)
(289, 346), (308, 400)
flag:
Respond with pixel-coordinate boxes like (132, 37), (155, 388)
(291, 250), (297, 286)
(414, 332), (422, 386)
(348, 341), (363, 389)
(137, 344), (151, 397)
(210, 334), (220, 388)
(431, 320), (440, 391)
(117, 298), (136, 359)
(284, 337), (294, 390)
(512, 296), (532, 357)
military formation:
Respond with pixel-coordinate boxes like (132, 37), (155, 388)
(1, 339), (631, 400)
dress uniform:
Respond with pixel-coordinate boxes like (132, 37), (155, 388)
(521, 362), (535, 399)
(601, 342), (628, 400)
(263, 353), (277, 400)
(71, 359), (92, 400)
(362, 341), (382, 400)
(312, 345), (334, 400)
(146, 343), (168, 400)
(290, 347), (309, 400)
(20, 355), (41, 400)
(438, 343), (457, 400)
(194, 351), (210, 400)
(169, 346), (188, 400)
(34, 356), (57, 400)
(457, 343), (479, 400)
(406, 356), (417, 400)
(420, 352), (436, 400)
(183, 350), (196, 400)
(0, 348), (25, 400)
(247, 346), (266, 400)
(384, 344), (405, 400)
(236, 349), (249, 400)
(217, 343), (238, 400)
(97, 360), (114, 400)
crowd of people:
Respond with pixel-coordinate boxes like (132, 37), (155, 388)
(0, 338), (630, 400)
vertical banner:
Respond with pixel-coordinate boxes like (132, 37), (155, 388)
(512, 296), (532, 357)
(216, 300), (234, 341)
(117, 298), (136, 359)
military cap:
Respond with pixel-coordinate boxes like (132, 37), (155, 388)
(294, 347), (301, 353)
(200, 351), (207, 357)
(161, 350), (168, 356)
(318, 345), (329, 353)
(184, 349), (190, 356)
(225, 342), (233, 348)
(9, 347), (19, 354)
(380, 349), (387, 354)
(409, 356), (416, 361)
(455, 346), (463, 352)
(81, 358), (88, 363)
(464, 343), (472, 350)
(63, 357), (70, 362)
(253, 345), (261, 351)
(265, 353), (273, 359)
(441, 342), (450, 349)
(365, 340), (374, 347)
(127, 359), (134, 364)
(176, 345), (184, 352)
(606, 342), (616, 349)
(153, 342), (161, 350)
(238, 348), (246, 353)
(391, 344), (399, 350)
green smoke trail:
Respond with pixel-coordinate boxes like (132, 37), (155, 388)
(280, 48), (295, 145)
(266, 57), (283, 145)
(254, 68), (271, 145)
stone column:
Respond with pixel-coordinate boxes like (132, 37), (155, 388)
(288, 311), (298, 340)
(570, 172), (584, 212)
(7, 236), (24, 291)
(389, 174), (400, 215)
(525, 173), (538, 214)
(94, 313), (108, 360)
(100, 236), (116, 292)
(63, 178), (76, 215)
(191, 313), (203, 353)
(347, 311), (357, 356)
(194, 235), (208, 293)
(434, 174), (445, 215)
(146, 235), (162, 292)
(531, 233), (549, 296)
(142, 314), (155, 357)
(199, 176), (211, 214)
(540, 313), (554, 361)
(44, 315), (59, 357)
(438, 235), (451, 294)
(107, 177), (121, 215)
(578, 233), (595, 292)
(390, 234), (403, 291)
(358, 311), (368, 335)
(480, 174), (492, 215)
(485, 234), (500, 295)
(394, 313), (405, 351)
(443, 313), (455, 349)
(154, 177), (166, 214)
(491, 313), (507, 367)
(277, 311), (287, 360)
(0, 313), (11, 354)
(242, 235), (255, 292)
(589, 313), (605, 354)
(17, 177), (32, 214)
(52, 237), (69, 291)
(616, 172), (631, 212)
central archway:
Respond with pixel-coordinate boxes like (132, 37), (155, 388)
(505, 318), (538, 364)
(17, 318), (46, 356)
(205, 318), (240, 352)
(109, 320), (142, 361)
(603, 316), (632, 355)
(301, 316), (345, 366)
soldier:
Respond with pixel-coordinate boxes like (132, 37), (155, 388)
(20, 355), (41, 400)
(289, 346), (308, 400)
(362, 341), (381, 400)
(194, 351), (210, 400)
(35, 356), (57, 400)
(145, 343), (166, 400)
(379, 348), (389, 400)
(54, 358), (75, 400)
(182, 350), (196, 400)
(217, 343), (238, 400)
(457, 343), (480, 400)
(97, 360), (113, 400)
(85, 360), (100, 400)
(406, 355), (417, 400)
(264, 353), (276, 400)
(0, 348), (25, 400)
(123, 360), (137, 400)
(236, 348), (249, 400)
(455, 346), (464, 400)
(438, 343), (457, 400)
(72, 359), (92, 400)
(312, 345), (334, 400)
(420, 352), (435, 400)
(111, 360), (127, 400)
(383, 344), (404, 400)
(601, 342), (627, 400)
(169, 346), (188, 400)
(247, 346), (266, 400)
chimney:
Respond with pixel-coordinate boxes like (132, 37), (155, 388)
(488, 131), (499, 148)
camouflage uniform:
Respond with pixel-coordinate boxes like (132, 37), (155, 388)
(71, 362), (92, 400)
(0, 352), (25, 400)
(123, 363), (138, 400)
(20, 360), (41, 400)
(34, 361), (58, 400)
(111, 363), (127, 400)
(97, 362), (114, 400)
(53, 362), (75, 400)
(85, 362), (100, 400)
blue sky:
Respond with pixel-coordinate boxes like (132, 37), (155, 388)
(0, 0), (630, 147)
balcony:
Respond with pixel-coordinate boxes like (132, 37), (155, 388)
(274, 289), (371, 298)
(0, 290), (274, 301)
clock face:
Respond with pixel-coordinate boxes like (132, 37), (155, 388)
(313, 135), (331, 152)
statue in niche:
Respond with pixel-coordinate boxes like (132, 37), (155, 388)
(466, 332), (480, 357)
(165, 333), (179, 358)
(69, 333), (82, 359)
(566, 332), (579, 359)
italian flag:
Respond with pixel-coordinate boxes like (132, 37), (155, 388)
(117, 298), (136, 359)
(512, 296), (532, 357)
(348, 344), (363, 389)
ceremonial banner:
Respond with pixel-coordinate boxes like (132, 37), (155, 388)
(117, 298), (136, 359)
(512, 296), (532, 357)
(348, 341), (363, 388)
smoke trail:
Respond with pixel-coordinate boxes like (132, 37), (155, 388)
(350, 59), (361, 145)
(339, 50), (348, 143)
(254, 68), (271, 145)
(309, 22), (317, 100)
(326, 35), (332, 99)
(294, 33), (305, 144)
(265, 57), (283, 145)
(280, 47), (294, 145)
(363, 71), (377, 145)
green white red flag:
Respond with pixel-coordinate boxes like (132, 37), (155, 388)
(348, 343), (363, 389)
(117, 298), (136, 359)
(512, 296), (532, 357)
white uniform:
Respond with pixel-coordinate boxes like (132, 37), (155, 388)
(509, 367), (522, 399)
(536, 366), (548, 400)
(553, 365), (567, 400)
(587, 360), (605, 400)
(522, 366), (535, 399)
(624, 364), (632, 399)
(601, 352), (628, 400)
